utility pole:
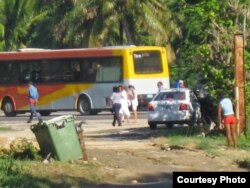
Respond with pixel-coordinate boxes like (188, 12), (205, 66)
(234, 34), (246, 134)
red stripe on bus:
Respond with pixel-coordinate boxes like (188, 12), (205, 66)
(0, 85), (65, 109)
(38, 84), (66, 97)
(0, 49), (114, 60)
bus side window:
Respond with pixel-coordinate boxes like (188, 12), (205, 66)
(28, 62), (42, 83)
(31, 69), (42, 83)
(86, 62), (97, 82)
(0, 63), (18, 84)
(72, 63), (81, 81)
(40, 60), (53, 82)
(1, 64), (9, 83)
(19, 69), (30, 83)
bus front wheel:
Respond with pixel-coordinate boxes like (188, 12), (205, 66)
(77, 96), (91, 115)
(2, 99), (17, 117)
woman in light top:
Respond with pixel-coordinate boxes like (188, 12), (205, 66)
(217, 93), (237, 148)
(119, 85), (131, 124)
(128, 85), (138, 123)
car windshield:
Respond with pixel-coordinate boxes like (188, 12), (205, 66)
(155, 91), (186, 101)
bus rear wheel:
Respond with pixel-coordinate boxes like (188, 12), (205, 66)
(2, 99), (17, 117)
(77, 96), (91, 115)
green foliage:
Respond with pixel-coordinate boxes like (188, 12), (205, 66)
(238, 120), (250, 149)
(0, 156), (23, 175)
(28, 0), (177, 48)
(0, 0), (46, 51)
(0, 156), (27, 187)
(244, 50), (250, 114)
(170, 0), (249, 101)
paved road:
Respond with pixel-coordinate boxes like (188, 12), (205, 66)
(0, 111), (148, 123)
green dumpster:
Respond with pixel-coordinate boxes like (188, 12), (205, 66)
(31, 115), (83, 161)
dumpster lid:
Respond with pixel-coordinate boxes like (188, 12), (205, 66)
(30, 115), (75, 132)
(46, 115), (75, 124)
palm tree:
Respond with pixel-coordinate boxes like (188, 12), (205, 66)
(28, 0), (75, 48)
(89, 0), (174, 46)
(0, 0), (45, 51)
(46, 0), (179, 47)
(0, 0), (5, 50)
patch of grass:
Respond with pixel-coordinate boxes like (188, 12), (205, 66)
(157, 125), (249, 152)
(0, 156), (27, 187)
(22, 160), (102, 186)
(0, 156), (103, 187)
(0, 126), (22, 132)
(237, 117), (250, 150)
(154, 123), (250, 169)
(0, 127), (13, 132)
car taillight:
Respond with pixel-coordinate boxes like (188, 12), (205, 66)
(147, 103), (154, 111)
(179, 103), (188, 111)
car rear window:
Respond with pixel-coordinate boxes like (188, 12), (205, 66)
(155, 91), (186, 101)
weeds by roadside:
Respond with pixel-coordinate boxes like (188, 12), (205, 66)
(0, 138), (102, 187)
(156, 124), (250, 171)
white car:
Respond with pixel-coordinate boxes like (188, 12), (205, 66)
(147, 88), (201, 129)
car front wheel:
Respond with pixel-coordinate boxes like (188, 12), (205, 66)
(148, 122), (157, 130)
(166, 123), (174, 129)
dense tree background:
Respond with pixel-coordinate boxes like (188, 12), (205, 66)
(0, 0), (250, 112)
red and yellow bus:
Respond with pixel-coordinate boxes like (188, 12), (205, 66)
(0, 46), (169, 117)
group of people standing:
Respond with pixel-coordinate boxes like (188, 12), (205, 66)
(110, 85), (138, 126)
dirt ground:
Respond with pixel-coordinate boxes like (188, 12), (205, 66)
(0, 118), (249, 187)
